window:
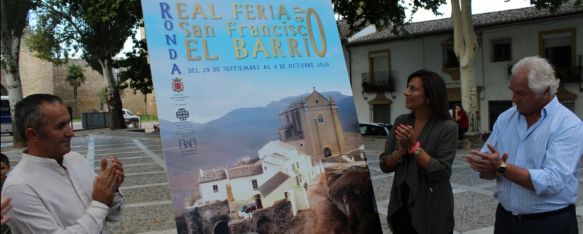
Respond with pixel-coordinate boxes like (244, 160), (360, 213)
(317, 115), (324, 123)
(488, 101), (513, 131)
(323, 148), (332, 157)
(540, 28), (577, 82)
(363, 50), (393, 92)
(369, 50), (390, 75)
(252, 180), (258, 190)
(212, 185), (219, 193)
(442, 43), (459, 69)
(491, 39), (511, 62)
(372, 104), (391, 124)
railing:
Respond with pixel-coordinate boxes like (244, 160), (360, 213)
(468, 112), (480, 132)
(361, 71), (395, 92)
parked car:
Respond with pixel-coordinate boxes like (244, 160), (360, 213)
(359, 122), (392, 137)
(123, 109), (140, 128)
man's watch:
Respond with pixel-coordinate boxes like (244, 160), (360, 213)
(496, 160), (507, 176)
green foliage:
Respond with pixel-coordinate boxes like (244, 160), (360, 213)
(333, 0), (579, 35)
(333, 0), (446, 34)
(0, 0), (35, 69)
(27, 0), (142, 66)
(98, 87), (107, 103)
(530, 0), (580, 12)
(66, 64), (86, 88)
(139, 115), (158, 122)
(114, 39), (153, 96)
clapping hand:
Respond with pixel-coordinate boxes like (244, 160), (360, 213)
(395, 124), (416, 152)
(92, 156), (124, 207)
(465, 144), (508, 174)
(1, 197), (11, 224)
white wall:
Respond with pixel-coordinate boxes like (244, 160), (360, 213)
(230, 175), (263, 202)
(478, 16), (583, 130)
(200, 180), (228, 202)
(347, 15), (583, 131)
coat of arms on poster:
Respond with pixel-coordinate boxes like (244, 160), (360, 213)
(172, 78), (184, 93)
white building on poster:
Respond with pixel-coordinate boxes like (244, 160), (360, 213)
(343, 3), (583, 131)
(197, 140), (319, 216)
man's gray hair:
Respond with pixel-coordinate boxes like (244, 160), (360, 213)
(511, 56), (560, 96)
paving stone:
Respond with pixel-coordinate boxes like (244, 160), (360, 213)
(95, 147), (144, 155)
(450, 166), (492, 186)
(120, 184), (172, 204)
(124, 172), (169, 186)
(124, 163), (164, 174)
(110, 204), (176, 234)
(95, 151), (146, 159)
(117, 156), (155, 165)
(453, 191), (498, 232)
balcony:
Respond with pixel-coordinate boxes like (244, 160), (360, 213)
(361, 71), (395, 93)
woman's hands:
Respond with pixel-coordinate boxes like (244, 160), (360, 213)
(395, 124), (417, 152)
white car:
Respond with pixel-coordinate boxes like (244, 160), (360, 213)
(123, 109), (140, 128)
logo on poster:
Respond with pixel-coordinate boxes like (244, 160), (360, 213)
(179, 137), (197, 150)
(176, 108), (189, 121)
(172, 78), (184, 93)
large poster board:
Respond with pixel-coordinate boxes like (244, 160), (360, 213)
(141, 1), (381, 233)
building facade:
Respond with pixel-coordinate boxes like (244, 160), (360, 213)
(0, 35), (157, 117)
(344, 3), (583, 132)
(278, 90), (347, 160)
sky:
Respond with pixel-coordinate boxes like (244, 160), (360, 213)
(410, 0), (533, 22)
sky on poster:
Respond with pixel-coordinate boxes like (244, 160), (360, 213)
(142, 0), (351, 124)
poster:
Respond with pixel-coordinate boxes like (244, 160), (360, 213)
(141, 1), (381, 233)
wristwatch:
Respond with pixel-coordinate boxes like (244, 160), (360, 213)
(408, 141), (423, 158)
(496, 160), (507, 176)
(413, 147), (423, 158)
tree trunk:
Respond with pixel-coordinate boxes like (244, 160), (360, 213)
(98, 58), (126, 129)
(2, 34), (25, 145)
(144, 93), (148, 116)
(73, 86), (77, 117)
(451, 0), (479, 131)
(5, 67), (24, 146)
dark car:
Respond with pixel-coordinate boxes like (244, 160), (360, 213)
(359, 123), (392, 137)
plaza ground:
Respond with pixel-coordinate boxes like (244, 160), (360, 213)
(1, 132), (582, 233)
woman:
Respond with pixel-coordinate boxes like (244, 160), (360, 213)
(454, 104), (469, 140)
(379, 70), (458, 234)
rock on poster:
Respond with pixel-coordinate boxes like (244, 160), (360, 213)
(141, 0), (382, 233)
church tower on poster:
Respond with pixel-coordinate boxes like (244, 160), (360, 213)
(278, 89), (346, 161)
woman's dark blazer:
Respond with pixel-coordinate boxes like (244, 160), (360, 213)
(380, 113), (458, 234)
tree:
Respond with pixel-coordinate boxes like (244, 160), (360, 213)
(27, 0), (142, 129)
(334, 0), (575, 131)
(114, 38), (153, 116)
(0, 0), (35, 144)
(66, 64), (85, 117)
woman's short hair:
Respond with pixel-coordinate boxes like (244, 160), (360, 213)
(407, 69), (451, 120)
(511, 56), (560, 96)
